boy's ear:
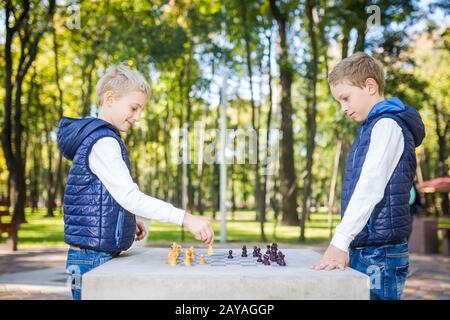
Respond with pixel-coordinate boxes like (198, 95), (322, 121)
(104, 90), (115, 106)
(365, 78), (379, 95)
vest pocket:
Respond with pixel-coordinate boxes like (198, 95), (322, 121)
(115, 209), (125, 248)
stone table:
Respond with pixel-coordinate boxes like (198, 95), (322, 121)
(82, 247), (369, 300)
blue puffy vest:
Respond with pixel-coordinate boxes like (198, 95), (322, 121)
(341, 98), (425, 248)
(57, 117), (136, 253)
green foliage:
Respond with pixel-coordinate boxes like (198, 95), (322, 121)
(0, 0), (448, 244)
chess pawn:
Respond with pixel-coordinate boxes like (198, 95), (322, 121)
(168, 252), (177, 266)
(278, 252), (286, 266)
(199, 254), (206, 265)
(276, 251), (282, 264)
(257, 253), (263, 263)
(252, 246), (258, 257)
(184, 256), (192, 266)
(279, 254), (286, 266)
(207, 244), (214, 255)
(169, 257), (177, 266)
(241, 245), (248, 257)
(266, 245), (271, 255)
(228, 250), (233, 259)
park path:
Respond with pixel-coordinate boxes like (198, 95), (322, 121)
(1, 243), (449, 300)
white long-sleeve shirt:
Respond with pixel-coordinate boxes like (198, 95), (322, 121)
(88, 137), (185, 226)
(331, 118), (405, 252)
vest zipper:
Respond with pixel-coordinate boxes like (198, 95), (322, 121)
(353, 126), (373, 234)
(115, 209), (124, 248)
(352, 127), (365, 168)
(368, 215), (373, 234)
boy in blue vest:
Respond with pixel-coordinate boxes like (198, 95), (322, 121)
(58, 64), (214, 300)
(311, 52), (425, 300)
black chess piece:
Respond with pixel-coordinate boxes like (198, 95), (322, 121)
(266, 245), (271, 255)
(241, 245), (248, 257)
(270, 244), (278, 262)
(270, 252), (277, 262)
(276, 251), (283, 264)
(228, 250), (233, 259)
(278, 252), (286, 266)
(262, 254), (271, 265)
(257, 252), (263, 263)
(271, 243), (278, 254)
(252, 246), (258, 257)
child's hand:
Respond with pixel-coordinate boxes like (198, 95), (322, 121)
(135, 220), (147, 241)
(182, 212), (214, 245)
(310, 244), (349, 271)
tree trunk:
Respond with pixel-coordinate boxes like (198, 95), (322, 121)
(260, 28), (275, 243)
(300, 0), (319, 242)
(354, 24), (366, 53)
(185, 42), (195, 213)
(328, 140), (342, 238)
(341, 25), (350, 59)
(270, 0), (299, 226)
(81, 58), (97, 117)
(432, 102), (449, 216)
(52, 22), (64, 214)
(30, 135), (40, 212)
(196, 107), (207, 216)
(240, 0), (263, 224)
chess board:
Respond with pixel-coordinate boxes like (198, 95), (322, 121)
(170, 250), (286, 267)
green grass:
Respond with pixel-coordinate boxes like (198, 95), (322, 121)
(2, 208), (450, 247)
(0, 208), (341, 246)
(147, 210), (340, 245)
(438, 217), (450, 228)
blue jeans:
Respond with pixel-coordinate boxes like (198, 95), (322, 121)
(65, 248), (117, 300)
(349, 240), (409, 300)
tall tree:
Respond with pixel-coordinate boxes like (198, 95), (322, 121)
(269, 0), (299, 226)
(2, 0), (56, 223)
(300, 0), (319, 242)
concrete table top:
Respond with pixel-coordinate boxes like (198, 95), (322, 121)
(82, 247), (369, 300)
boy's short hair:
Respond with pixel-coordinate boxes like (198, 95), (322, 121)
(328, 52), (385, 95)
(96, 64), (151, 106)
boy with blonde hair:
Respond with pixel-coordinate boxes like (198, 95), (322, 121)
(58, 64), (214, 300)
(312, 52), (425, 300)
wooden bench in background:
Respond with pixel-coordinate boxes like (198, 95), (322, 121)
(0, 199), (18, 251)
